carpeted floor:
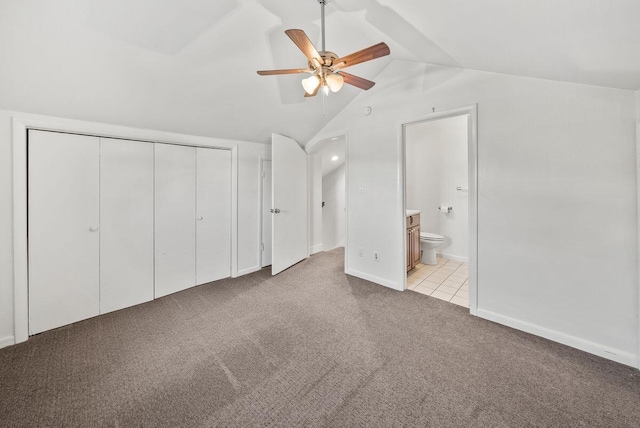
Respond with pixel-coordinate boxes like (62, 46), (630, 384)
(1, 248), (639, 427)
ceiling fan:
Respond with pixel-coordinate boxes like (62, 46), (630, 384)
(257, 0), (390, 97)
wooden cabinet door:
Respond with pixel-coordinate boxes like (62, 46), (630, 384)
(412, 226), (421, 266)
(407, 228), (412, 271)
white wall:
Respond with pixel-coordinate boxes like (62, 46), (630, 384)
(309, 153), (323, 254)
(322, 164), (346, 251)
(307, 61), (638, 366)
(0, 110), (268, 346)
(406, 116), (468, 260)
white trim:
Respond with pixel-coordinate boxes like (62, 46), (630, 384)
(477, 309), (638, 368)
(398, 105), (479, 315)
(437, 253), (469, 263)
(310, 244), (323, 255)
(258, 157), (272, 268)
(230, 146), (239, 278)
(636, 120), (640, 370)
(345, 268), (401, 291)
(10, 111), (246, 342)
(237, 266), (262, 277)
(0, 335), (15, 349)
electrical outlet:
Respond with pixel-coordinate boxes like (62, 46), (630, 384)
(373, 251), (380, 261)
(358, 247), (364, 257)
(358, 185), (367, 193)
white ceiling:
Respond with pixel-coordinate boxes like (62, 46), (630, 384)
(1, 0), (639, 144)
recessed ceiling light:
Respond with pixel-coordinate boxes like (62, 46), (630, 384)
(330, 137), (339, 140)
(331, 155), (339, 161)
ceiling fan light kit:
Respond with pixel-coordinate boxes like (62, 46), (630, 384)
(257, 0), (390, 97)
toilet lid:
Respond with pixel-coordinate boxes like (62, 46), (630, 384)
(420, 232), (444, 241)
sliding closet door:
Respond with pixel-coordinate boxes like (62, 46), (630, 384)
(196, 148), (231, 284)
(28, 130), (100, 334)
(155, 143), (196, 297)
(100, 138), (154, 313)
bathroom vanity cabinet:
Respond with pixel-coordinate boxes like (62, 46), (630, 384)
(406, 213), (421, 271)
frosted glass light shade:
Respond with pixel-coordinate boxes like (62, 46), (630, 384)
(302, 75), (320, 94)
(325, 73), (344, 92)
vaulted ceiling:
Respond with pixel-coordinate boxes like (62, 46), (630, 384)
(1, 0), (639, 144)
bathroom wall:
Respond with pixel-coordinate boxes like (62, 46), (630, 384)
(322, 164), (346, 250)
(406, 115), (469, 261)
(306, 60), (638, 367)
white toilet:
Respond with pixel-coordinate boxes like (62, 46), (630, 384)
(420, 232), (444, 265)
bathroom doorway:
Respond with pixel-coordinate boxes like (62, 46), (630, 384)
(308, 135), (347, 255)
(400, 106), (478, 313)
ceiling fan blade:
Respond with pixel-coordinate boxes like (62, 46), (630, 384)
(304, 85), (320, 97)
(332, 42), (390, 70)
(338, 72), (376, 90)
(257, 68), (312, 76)
(285, 29), (322, 64)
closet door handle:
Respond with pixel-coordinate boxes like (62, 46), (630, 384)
(197, 216), (204, 221)
(89, 226), (99, 232)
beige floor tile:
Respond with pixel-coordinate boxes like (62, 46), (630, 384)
(425, 277), (445, 285)
(413, 284), (435, 296)
(460, 283), (469, 291)
(441, 280), (462, 291)
(455, 289), (469, 298)
(437, 284), (459, 295)
(431, 290), (454, 301)
(407, 276), (422, 286)
(407, 282), (418, 291)
(444, 276), (465, 285)
(450, 295), (469, 307)
(411, 269), (431, 279)
(416, 263), (426, 269)
(423, 279), (442, 288)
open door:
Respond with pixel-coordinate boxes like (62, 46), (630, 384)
(271, 133), (308, 275)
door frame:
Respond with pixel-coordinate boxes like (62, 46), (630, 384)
(305, 131), (349, 270)
(398, 105), (478, 314)
(258, 156), (271, 268)
(636, 120), (640, 370)
(11, 113), (239, 344)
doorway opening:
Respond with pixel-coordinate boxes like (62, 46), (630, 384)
(401, 106), (478, 314)
(308, 135), (347, 256)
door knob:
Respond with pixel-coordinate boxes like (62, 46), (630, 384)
(197, 216), (204, 220)
(90, 226), (99, 232)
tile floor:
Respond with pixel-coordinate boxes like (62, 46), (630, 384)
(407, 258), (469, 307)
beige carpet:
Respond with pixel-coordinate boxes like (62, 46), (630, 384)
(1, 248), (639, 427)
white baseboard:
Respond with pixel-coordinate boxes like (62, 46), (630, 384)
(345, 268), (402, 291)
(0, 335), (15, 349)
(310, 244), (323, 255)
(236, 266), (261, 277)
(477, 309), (638, 368)
(438, 252), (468, 263)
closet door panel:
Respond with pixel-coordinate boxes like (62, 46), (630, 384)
(100, 138), (154, 314)
(155, 144), (196, 297)
(196, 148), (231, 284)
(28, 130), (100, 334)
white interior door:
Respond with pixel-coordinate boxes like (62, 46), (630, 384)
(271, 134), (308, 275)
(261, 159), (272, 267)
(28, 130), (100, 334)
(100, 138), (154, 314)
(155, 143), (196, 297)
(196, 147), (231, 284)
